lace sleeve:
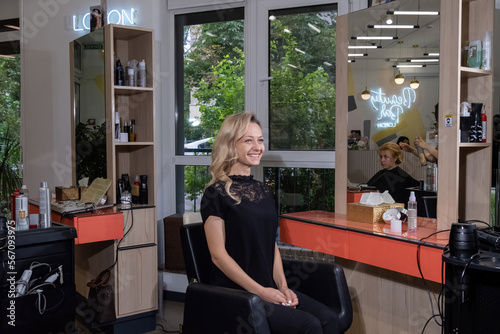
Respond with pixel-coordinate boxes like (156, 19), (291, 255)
(200, 183), (228, 223)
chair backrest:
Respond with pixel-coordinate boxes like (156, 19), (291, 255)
(421, 195), (437, 218)
(180, 222), (213, 284)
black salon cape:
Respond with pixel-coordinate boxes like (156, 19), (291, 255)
(367, 166), (419, 205)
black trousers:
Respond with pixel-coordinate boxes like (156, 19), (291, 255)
(264, 291), (340, 334)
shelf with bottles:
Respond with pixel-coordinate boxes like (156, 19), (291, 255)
(111, 25), (153, 90)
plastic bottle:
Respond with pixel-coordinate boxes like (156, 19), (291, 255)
(139, 175), (148, 204)
(460, 102), (471, 142)
(39, 182), (51, 228)
(482, 30), (491, 71)
(115, 59), (124, 86)
(481, 105), (487, 143)
(129, 119), (136, 142)
(10, 189), (19, 221)
(137, 59), (146, 87)
(407, 191), (417, 232)
(115, 112), (120, 142)
(16, 211), (29, 231)
(15, 194), (28, 225)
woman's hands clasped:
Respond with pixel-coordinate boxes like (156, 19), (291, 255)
(259, 287), (299, 308)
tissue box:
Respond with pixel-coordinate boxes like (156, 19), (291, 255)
(347, 202), (404, 224)
(55, 186), (79, 201)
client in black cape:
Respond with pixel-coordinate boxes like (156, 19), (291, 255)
(367, 142), (419, 206)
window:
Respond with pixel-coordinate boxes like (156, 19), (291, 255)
(268, 5), (337, 151)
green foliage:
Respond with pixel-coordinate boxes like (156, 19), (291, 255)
(184, 165), (211, 211)
(0, 56), (21, 215)
(75, 122), (107, 184)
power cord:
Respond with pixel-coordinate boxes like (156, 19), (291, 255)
(416, 229), (450, 333)
(156, 323), (181, 333)
(106, 205), (135, 272)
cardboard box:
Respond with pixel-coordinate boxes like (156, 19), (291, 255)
(347, 202), (404, 224)
(55, 186), (79, 201)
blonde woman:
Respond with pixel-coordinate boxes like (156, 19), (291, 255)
(367, 142), (419, 205)
(201, 112), (339, 333)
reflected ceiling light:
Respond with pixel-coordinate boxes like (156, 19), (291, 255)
(323, 61), (333, 66)
(368, 24), (419, 29)
(185, 58), (195, 62)
(287, 64), (298, 68)
(308, 23), (321, 33)
(284, 28), (291, 33)
(269, 15), (276, 21)
(395, 64), (427, 68)
(0, 55), (15, 59)
(4, 25), (20, 30)
(408, 58), (439, 62)
(348, 45), (380, 49)
(387, 10), (439, 16)
(352, 36), (398, 40)
(348, 53), (368, 57)
(206, 32), (217, 37)
(295, 48), (306, 54)
(410, 77), (420, 89)
(394, 73), (405, 84)
(424, 52), (440, 56)
(361, 87), (371, 100)
(385, 15), (393, 24)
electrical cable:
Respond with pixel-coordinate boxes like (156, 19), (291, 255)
(106, 206), (135, 272)
(416, 229), (450, 331)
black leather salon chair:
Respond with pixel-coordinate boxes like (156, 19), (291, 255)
(421, 195), (437, 219)
(180, 222), (353, 334)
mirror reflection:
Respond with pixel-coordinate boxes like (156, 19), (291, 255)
(347, 0), (440, 216)
(71, 29), (107, 184)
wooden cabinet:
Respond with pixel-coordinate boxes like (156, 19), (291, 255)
(438, 0), (494, 228)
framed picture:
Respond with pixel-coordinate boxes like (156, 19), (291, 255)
(368, 0), (396, 7)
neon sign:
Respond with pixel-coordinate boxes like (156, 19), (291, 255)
(73, 8), (136, 31)
(368, 87), (416, 128)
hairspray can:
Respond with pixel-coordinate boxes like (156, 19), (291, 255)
(39, 182), (51, 228)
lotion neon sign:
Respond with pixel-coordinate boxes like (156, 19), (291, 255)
(369, 87), (416, 128)
(73, 8), (136, 31)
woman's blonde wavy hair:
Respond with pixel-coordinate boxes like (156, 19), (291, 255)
(208, 112), (261, 203)
(378, 142), (403, 165)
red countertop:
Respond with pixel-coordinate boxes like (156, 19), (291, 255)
(280, 211), (449, 283)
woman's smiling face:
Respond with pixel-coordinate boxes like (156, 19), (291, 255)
(232, 122), (265, 173)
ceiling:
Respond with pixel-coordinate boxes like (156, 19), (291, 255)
(348, 0), (440, 75)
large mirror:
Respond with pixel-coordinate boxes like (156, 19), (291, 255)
(346, 0), (440, 211)
(70, 29), (107, 185)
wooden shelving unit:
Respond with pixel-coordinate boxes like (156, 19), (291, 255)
(438, 0), (494, 229)
(104, 24), (158, 319)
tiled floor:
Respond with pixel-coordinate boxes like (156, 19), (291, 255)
(75, 299), (184, 334)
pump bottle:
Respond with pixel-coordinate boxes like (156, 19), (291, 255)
(407, 191), (417, 232)
(481, 105), (487, 143)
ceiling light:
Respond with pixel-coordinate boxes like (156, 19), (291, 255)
(368, 24), (419, 29)
(348, 53), (368, 57)
(387, 10), (439, 16)
(347, 59), (356, 63)
(408, 58), (439, 62)
(361, 87), (371, 100)
(308, 23), (321, 33)
(424, 52), (440, 56)
(385, 15), (393, 25)
(395, 64), (427, 68)
(394, 73), (405, 85)
(348, 45), (381, 49)
(352, 36), (398, 40)
(410, 77), (420, 89)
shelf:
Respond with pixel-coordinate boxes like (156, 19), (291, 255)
(460, 67), (492, 77)
(114, 86), (153, 95)
(115, 142), (154, 146)
(459, 142), (491, 148)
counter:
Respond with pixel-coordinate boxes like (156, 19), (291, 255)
(280, 211), (449, 333)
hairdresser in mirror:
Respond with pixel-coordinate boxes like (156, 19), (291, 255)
(367, 142), (419, 205)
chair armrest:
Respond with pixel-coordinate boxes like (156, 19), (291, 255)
(283, 258), (353, 332)
(183, 283), (272, 334)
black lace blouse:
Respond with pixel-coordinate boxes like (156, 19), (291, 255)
(200, 175), (278, 290)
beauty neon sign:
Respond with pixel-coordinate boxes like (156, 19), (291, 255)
(73, 8), (136, 31)
(368, 87), (416, 128)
